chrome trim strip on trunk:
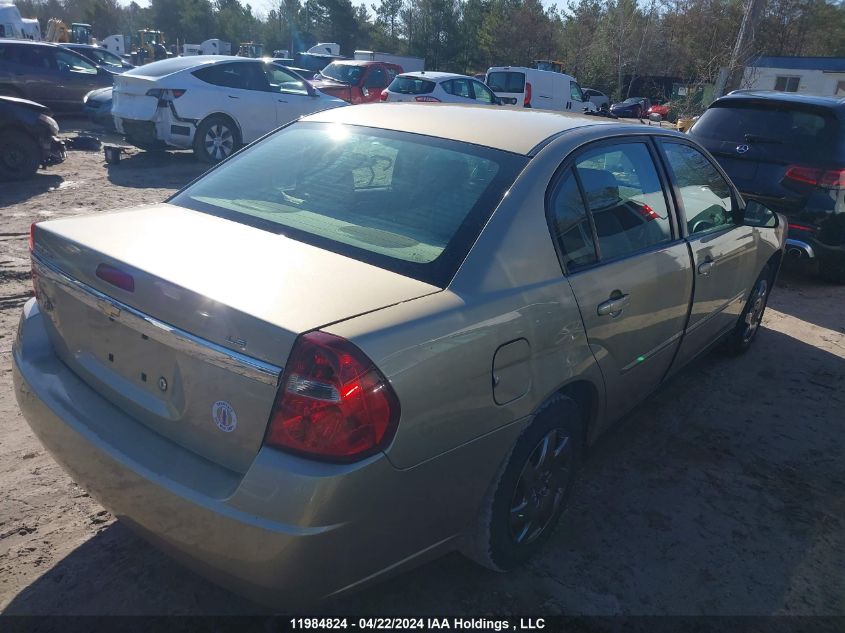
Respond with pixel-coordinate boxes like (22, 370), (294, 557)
(32, 253), (283, 387)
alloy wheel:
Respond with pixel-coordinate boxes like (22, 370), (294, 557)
(508, 428), (573, 545)
(204, 124), (234, 161)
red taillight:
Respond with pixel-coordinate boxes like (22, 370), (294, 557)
(265, 331), (400, 461)
(29, 222), (36, 251)
(524, 82), (532, 107)
(380, 90), (388, 101)
(415, 95), (440, 102)
(170, 89), (186, 98)
(95, 263), (135, 292)
(819, 168), (845, 189)
(785, 165), (845, 189)
(637, 203), (659, 221)
(788, 222), (816, 233)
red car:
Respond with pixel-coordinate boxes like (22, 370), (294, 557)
(647, 101), (672, 119)
(310, 60), (403, 104)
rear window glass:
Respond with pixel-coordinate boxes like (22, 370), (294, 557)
(170, 122), (527, 287)
(486, 72), (525, 93)
(388, 75), (435, 95)
(691, 102), (842, 151)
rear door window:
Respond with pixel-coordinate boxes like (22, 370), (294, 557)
(574, 142), (673, 261)
(387, 75), (435, 95)
(17, 45), (54, 70)
(443, 78), (471, 98)
(486, 72), (525, 93)
(194, 62), (266, 90)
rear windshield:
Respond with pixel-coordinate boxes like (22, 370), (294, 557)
(170, 122), (527, 287)
(691, 101), (843, 154)
(486, 72), (525, 93)
(388, 75), (435, 95)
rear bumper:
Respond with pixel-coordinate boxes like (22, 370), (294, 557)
(115, 109), (194, 150)
(42, 136), (65, 167)
(13, 298), (517, 605)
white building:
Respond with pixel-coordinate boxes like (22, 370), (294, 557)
(743, 56), (845, 97)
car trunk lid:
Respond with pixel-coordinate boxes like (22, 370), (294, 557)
(31, 204), (439, 473)
(111, 73), (160, 120)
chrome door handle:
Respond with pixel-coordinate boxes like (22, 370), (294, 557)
(597, 293), (630, 317)
(698, 260), (714, 275)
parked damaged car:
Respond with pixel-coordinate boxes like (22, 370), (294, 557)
(111, 56), (346, 163)
(0, 95), (65, 181)
(15, 105), (785, 606)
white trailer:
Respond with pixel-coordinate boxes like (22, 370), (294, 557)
(182, 43), (201, 56)
(21, 17), (40, 40)
(353, 50), (424, 72)
(101, 34), (127, 55)
(200, 39), (230, 55)
(0, 4), (25, 39)
(307, 42), (340, 56)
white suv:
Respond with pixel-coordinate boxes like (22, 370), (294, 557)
(111, 56), (346, 163)
(380, 72), (499, 106)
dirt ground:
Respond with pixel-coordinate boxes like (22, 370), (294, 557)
(0, 117), (844, 616)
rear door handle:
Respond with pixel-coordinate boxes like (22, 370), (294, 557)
(698, 260), (715, 275)
(228, 95), (239, 99)
(597, 293), (630, 317)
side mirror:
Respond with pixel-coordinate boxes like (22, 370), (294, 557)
(743, 199), (779, 228)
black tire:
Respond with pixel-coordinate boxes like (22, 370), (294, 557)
(0, 130), (41, 182)
(724, 265), (772, 354)
(464, 394), (584, 571)
(193, 115), (240, 164)
(819, 260), (845, 285)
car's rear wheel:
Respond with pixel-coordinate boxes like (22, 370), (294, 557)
(464, 394), (584, 571)
(0, 130), (41, 181)
(725, 265), (771, 354)
(194, 116), (240, 164)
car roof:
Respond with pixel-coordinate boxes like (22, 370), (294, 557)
(304, 103), (627, 155)
(0, 39), (62, 47)
(123, 55), (251, 77)
(718, 90), (845, 111)
(326, 59), (391, 67)
(399, 71), (468, 82)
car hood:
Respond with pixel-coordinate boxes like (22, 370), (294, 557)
(610, 102), (636, 109)
(0, 95), (48, 113)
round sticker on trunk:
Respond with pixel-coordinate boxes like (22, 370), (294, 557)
(212, 401), (237, 433)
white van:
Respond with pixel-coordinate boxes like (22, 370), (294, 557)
(485, 66), (595, 113)
(0, 4), (25, 39)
